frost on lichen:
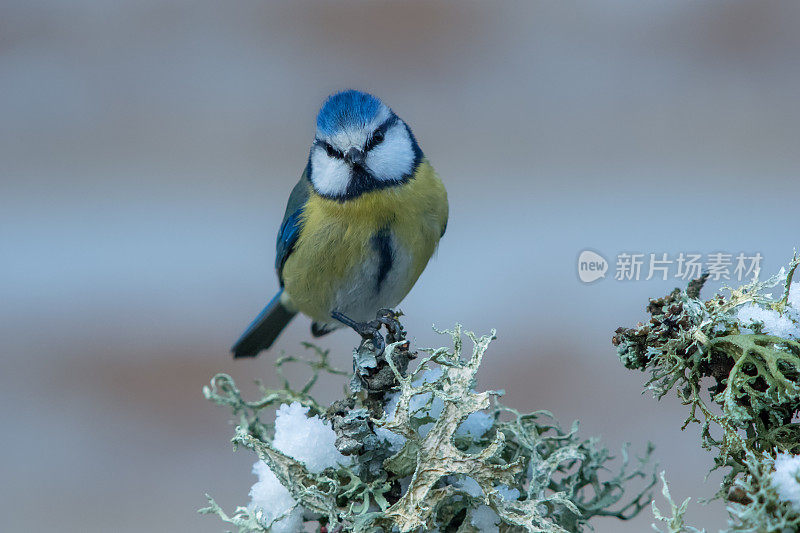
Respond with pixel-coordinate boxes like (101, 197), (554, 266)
(202, 320), (655, 532)
(613, 253), (800, 532)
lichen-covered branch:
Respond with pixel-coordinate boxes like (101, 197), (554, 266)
(203, 317), (655, 532)
(614, 253), (800, 531)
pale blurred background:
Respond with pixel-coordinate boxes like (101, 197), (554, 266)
(2, 1), (799, 531)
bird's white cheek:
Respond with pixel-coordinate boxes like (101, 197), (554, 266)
(366, 125), (414, 182)
(310, 150), (351, 196)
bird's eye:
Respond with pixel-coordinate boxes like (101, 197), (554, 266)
(324, 143), (336, 157)
(372, 130), (384, 145)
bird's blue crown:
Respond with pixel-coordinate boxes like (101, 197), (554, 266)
(316, 90), (386, 136)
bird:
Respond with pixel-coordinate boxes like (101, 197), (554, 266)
(232, 90), (448, 358)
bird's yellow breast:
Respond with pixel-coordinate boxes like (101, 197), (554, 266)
(281, 159), (448, 323)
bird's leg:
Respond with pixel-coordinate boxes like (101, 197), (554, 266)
(331, 311), (385, 354)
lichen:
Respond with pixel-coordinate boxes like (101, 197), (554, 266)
(651, 472), (705, 533)
(614, 253), (800, 532)
(202, 319), (655, 532)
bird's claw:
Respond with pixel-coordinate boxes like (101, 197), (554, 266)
(331, 309), (406, 354)
(331, 311), (385, 354)
(374, 308), (406, 344)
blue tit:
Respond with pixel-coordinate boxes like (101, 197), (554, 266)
(232, 90), (448, 358)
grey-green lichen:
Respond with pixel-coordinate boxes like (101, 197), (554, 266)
(651, 472), (705, 533)
(614, 253), (800, 532)
(202, 321), (655, 532)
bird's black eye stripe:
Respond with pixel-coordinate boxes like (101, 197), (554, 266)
(365, 116), (397, 152)
(317, 140), (344, 159)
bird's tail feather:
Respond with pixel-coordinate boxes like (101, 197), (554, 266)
(232, 291), (297, 358)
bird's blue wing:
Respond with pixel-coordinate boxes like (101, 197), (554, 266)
(275, 168), (311, 285)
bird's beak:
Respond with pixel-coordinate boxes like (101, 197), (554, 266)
(344, 147), (365, 166)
